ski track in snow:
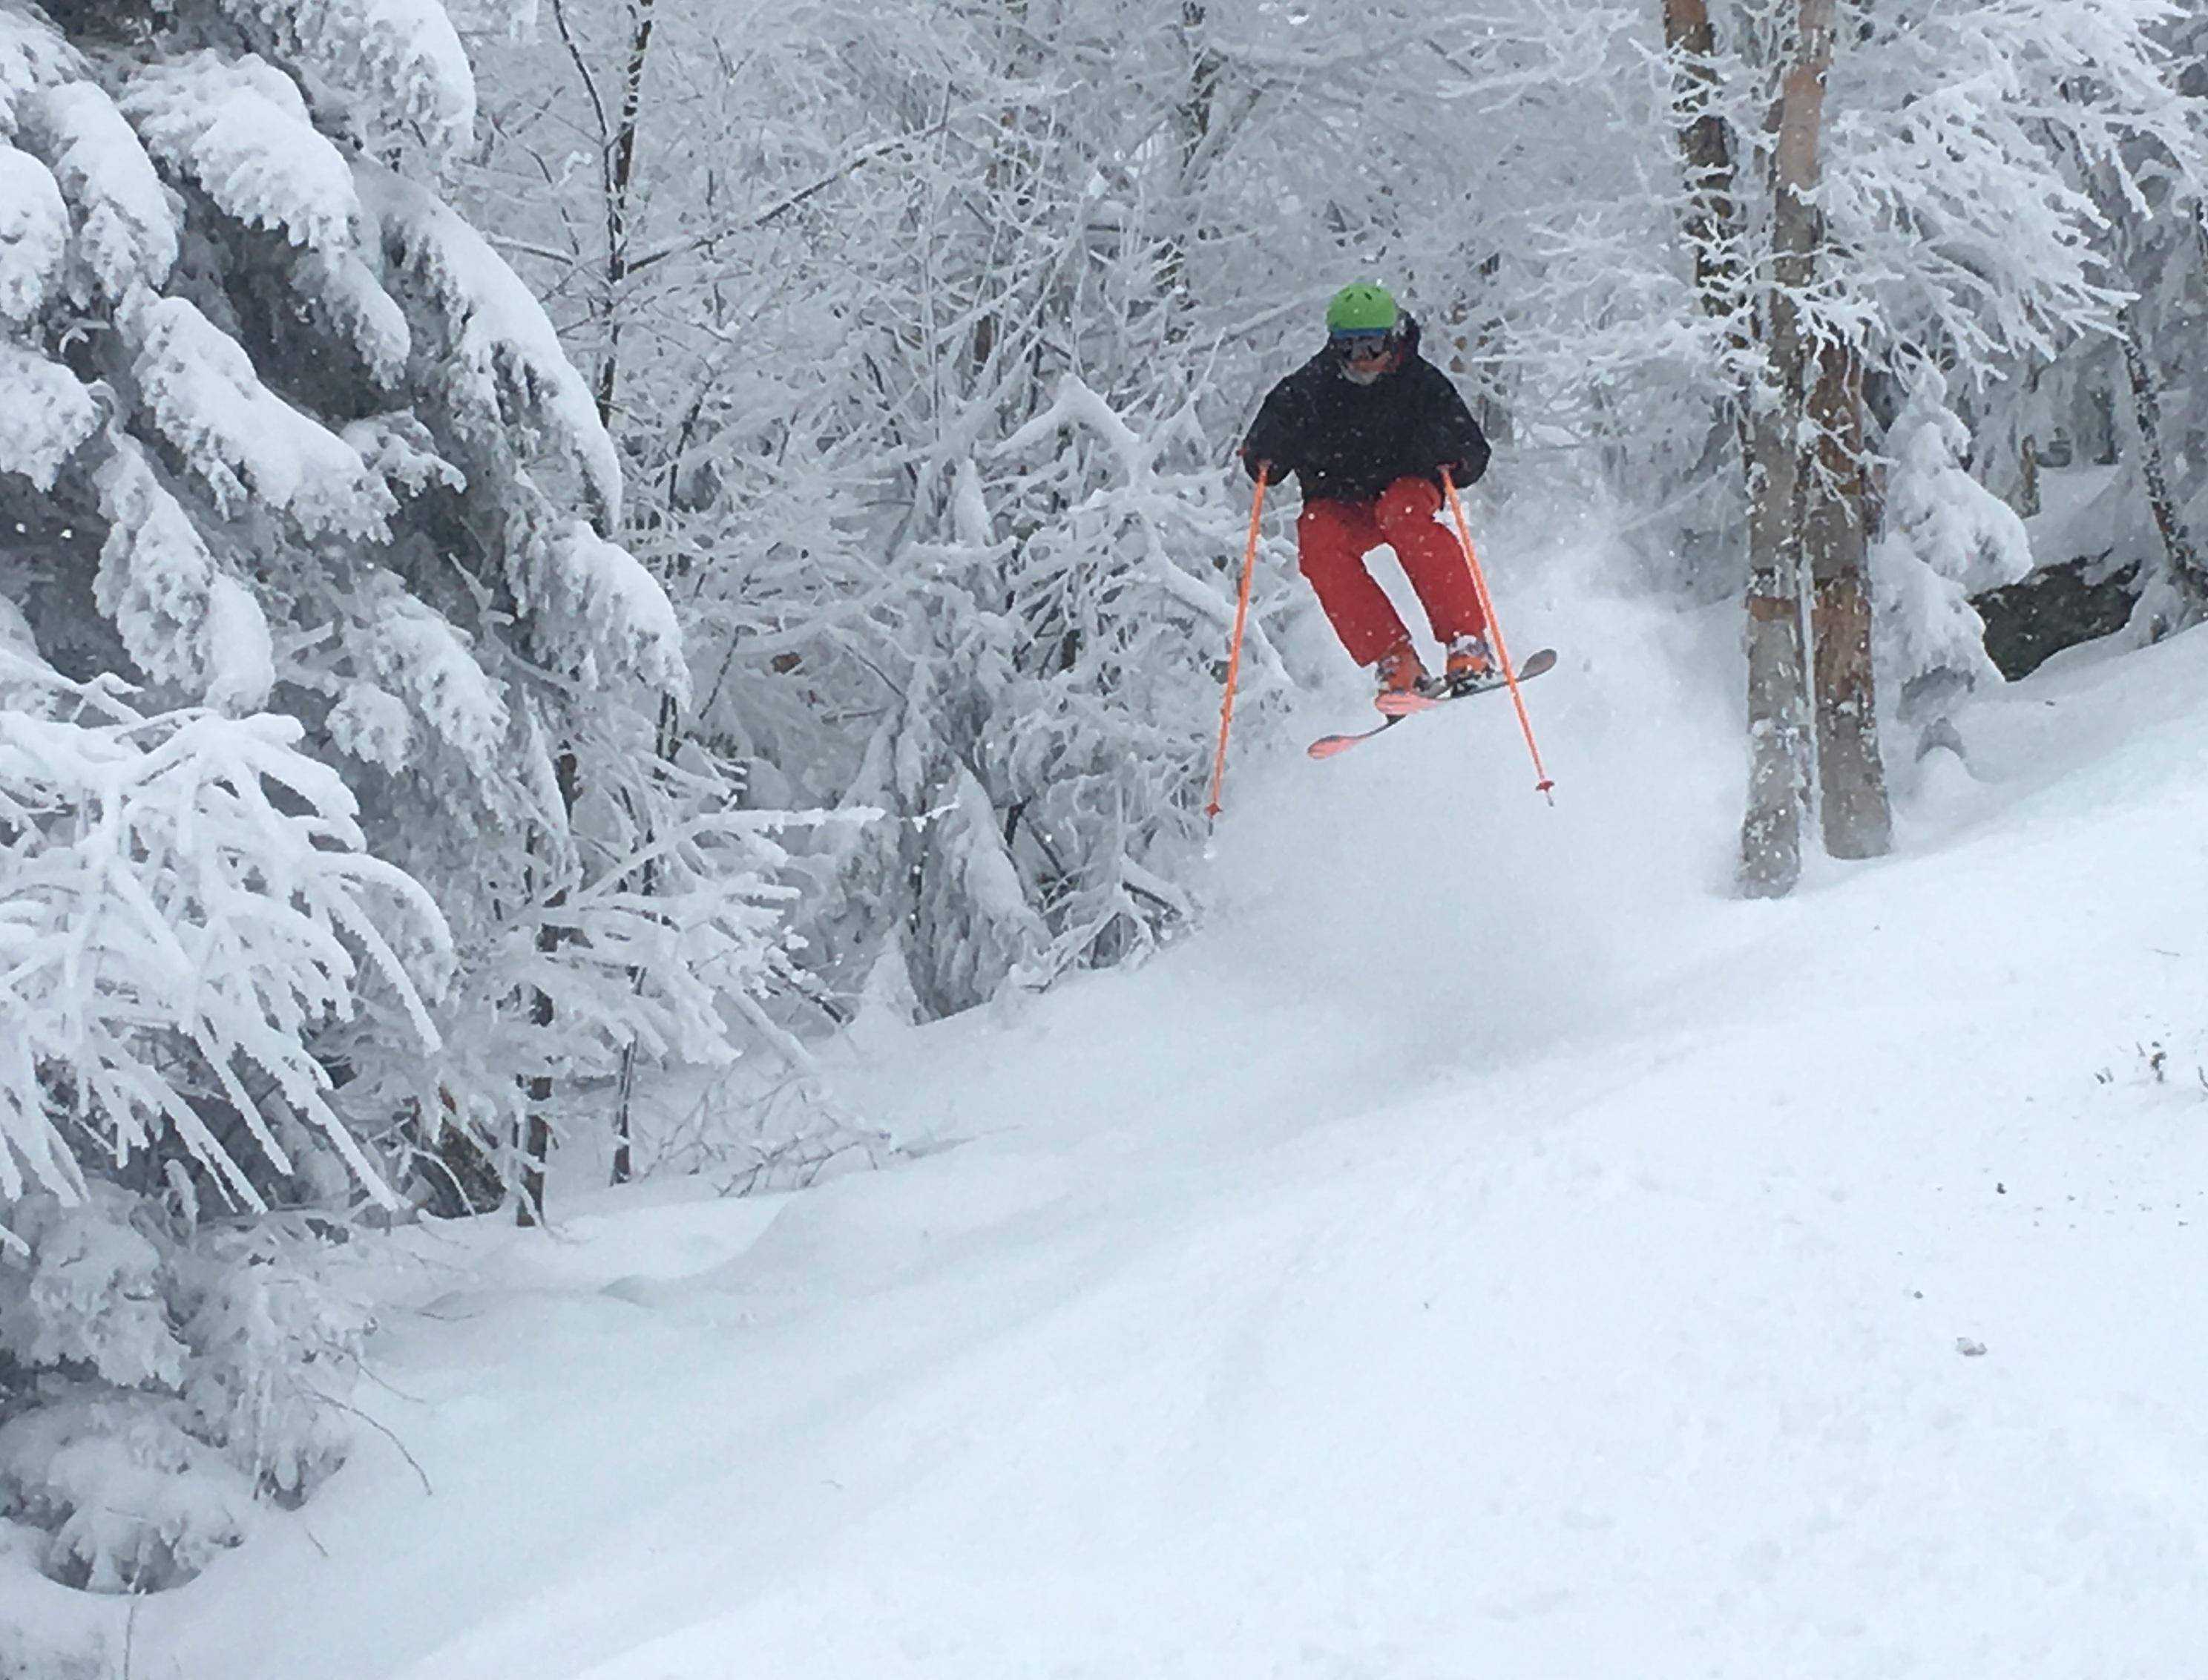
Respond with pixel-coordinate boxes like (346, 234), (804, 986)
(135, 548), (2208, 1679)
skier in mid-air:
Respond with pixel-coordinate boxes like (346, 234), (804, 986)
(1241, 283), (1494, 706)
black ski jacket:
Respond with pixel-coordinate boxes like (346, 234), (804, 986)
(1240, 317), (1490, 504)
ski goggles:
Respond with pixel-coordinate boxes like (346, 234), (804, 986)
(1330, 328), (1395, 361)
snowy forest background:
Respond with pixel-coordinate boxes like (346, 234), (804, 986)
(3, 0), (2208, 1628)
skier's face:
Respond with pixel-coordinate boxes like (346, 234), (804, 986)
(1334, 331), (1393, 385)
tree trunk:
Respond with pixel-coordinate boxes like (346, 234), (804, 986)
(551, 0), (656, 428)
(608, 692), (679, 1187)
(1177, 2), (1226, 178)
(1741, 387), (1810, 898)
(519, 985), (554, 1227)
(598, 0), (656, 424)
(1738, 0), (1833, 899)
(517, 749), (582, 1227)
(554, 1), (663, 1189)
(1663, 0), (1752, 595)
(1804, 335), (1891, 859)
(1157, 2), (1226, 334)
(1662, 0), (1745, 330)
(2118, 303), (2208, 623)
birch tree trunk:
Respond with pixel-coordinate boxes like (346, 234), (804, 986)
(2118, 303), (2208, 624)
(1804, 335), (1892, 858)
(1738, 0), (1832, 899)
(1741, 401), (1810, 897)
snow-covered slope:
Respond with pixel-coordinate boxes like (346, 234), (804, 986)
(118, 549), (2208, 1678)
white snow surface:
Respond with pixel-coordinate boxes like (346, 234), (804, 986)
(121, 53), (361, 255)
(220, 0), (478, 161)
(94, 527), (2208, 1676)
(0, 341), (96, 489)
(132, 294), (394, 538)
(200, 572), (274, 716)
(0, 142), (67, 321)
(28, 79), (180, 303)
(0, 9), (79, 138)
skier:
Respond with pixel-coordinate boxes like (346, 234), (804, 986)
(1241, 283), (1494, 704)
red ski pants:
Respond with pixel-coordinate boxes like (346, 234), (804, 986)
(1295, 477), (1488, 667)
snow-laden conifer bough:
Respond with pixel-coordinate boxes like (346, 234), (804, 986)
(0, 0), (823, 1611)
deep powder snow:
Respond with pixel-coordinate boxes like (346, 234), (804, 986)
(93, 531), (2208, 1679)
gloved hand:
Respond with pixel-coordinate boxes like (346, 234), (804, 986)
(1242, 450), (1288, 485)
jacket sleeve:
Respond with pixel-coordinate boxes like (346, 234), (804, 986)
(1241, 375), (1307, 482)
(1413, 365), (1491, 487)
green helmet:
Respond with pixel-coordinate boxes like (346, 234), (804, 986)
(1325, 283), (1398, 334)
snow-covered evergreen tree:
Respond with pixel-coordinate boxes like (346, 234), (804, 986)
(464, 0), (1298, 1020)
(0, 0), (802, 1597)
(1871, 364), (2034, 762)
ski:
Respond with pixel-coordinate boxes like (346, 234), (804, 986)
(1306, 715), (1403, 758)
(1306, 647), (1556, 760)
(1375, 646), (1557, 717)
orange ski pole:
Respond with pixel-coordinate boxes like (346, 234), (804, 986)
(1442, 469), (1554, 801)
(1205, 471), (1268, 818)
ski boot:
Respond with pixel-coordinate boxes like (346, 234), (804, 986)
(1443, 633), (1498, 696)
(1373, 640), (1430, 709)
